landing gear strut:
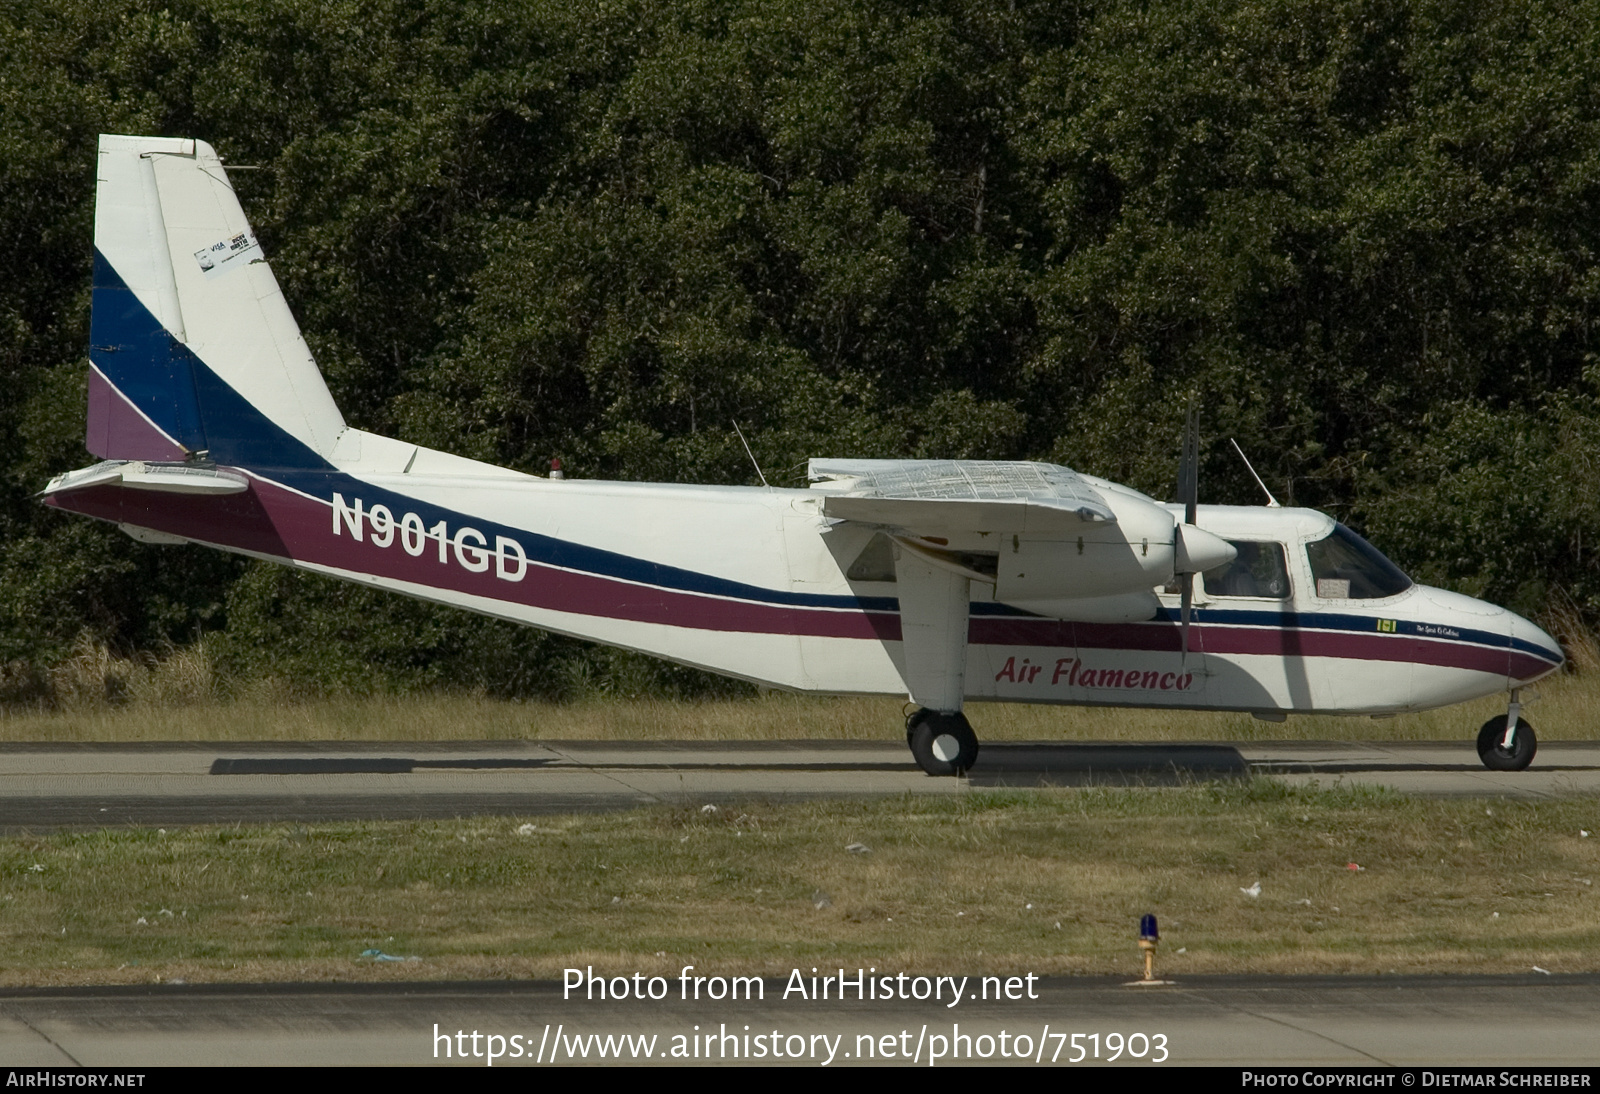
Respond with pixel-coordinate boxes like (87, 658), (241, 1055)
(1477, 690), (1536, 771)
(907, 708), (979, 776)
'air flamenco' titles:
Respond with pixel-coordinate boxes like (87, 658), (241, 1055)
(994, 655), (1193, 691)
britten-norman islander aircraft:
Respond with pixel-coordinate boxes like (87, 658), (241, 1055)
(45, 135), (1566, 776)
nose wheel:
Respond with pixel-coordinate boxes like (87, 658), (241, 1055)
(906, 709), (979, 776)
(1477, 715), (1536, 771)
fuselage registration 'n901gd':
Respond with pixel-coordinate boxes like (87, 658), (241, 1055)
(45, 135), (1565, 775)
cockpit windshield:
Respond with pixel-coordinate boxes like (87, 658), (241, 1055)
(1305, 524), (1412, 599)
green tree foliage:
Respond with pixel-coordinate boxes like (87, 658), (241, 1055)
(2, 0), (1597, 698)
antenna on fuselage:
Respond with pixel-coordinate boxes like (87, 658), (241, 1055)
(732, 421), (770, 488)
(1228, 438), (1281, 508)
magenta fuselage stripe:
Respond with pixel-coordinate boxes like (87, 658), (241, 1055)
(47, 477), (901, 641)
(48, 476), (1525, 679)
(973, 617), (1528, 677)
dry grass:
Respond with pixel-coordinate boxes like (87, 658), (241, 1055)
(1541, 590), (1600, 676)
(0, 633), (225, 711)
(0, 670), (1596, 744)
(0, 784), (1595, 985)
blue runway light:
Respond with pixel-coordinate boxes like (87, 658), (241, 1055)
(1139, 913), (1159, 942)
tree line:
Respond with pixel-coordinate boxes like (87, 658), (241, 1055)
(2, 0), (1597, 701)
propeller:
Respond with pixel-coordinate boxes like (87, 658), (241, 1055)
(1175, 405), (1200, 663)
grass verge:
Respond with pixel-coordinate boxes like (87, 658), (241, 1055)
(1, 782), (1595, 985)
(0, 672), (1594, 744)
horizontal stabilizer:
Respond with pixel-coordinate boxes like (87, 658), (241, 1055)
(45, 460), (248, 497)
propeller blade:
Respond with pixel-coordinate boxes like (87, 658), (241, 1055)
(1174, 408), (1206, 666)
(1180, 404), (1199, 527)
(1180, 576), (1193, 664)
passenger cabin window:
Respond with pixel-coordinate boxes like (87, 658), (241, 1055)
(1305, 523), (1412, 599)
(1202, 541), (1290, 599)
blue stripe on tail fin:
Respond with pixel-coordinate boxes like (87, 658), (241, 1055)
(88, 249), (332, 470)
(88, 248), (208, 458)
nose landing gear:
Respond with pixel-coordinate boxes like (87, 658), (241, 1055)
(906, 708), (980, 776)
(1477, 691), (1536, 771)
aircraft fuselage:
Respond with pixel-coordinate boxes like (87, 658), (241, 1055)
(46, 438), (1563, 720)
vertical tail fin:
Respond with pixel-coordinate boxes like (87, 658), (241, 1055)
(89, 134), (344, 468)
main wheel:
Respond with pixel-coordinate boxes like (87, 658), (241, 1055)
(1477, 716), (1536, 771)
(908, 711), (979, 777)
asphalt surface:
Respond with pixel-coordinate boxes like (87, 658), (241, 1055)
(0, 739), (1596, 829)
(2, 745), (1596, 1067)
(1, 975), (1596, 1066)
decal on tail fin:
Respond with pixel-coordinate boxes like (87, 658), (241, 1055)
(87, 135), (344, 469)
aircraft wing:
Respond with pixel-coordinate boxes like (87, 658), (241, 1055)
(808, 459), (1116, 534)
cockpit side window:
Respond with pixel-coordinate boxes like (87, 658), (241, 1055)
(1202, 540), (1291, 599)
(1305, 523), (1412, 599)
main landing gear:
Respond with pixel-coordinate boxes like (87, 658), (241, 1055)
(907, 708), (980, 777)
(1476, 690), (1536, 772)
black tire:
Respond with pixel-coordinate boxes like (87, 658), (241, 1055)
(908, 711), (979, 777)
(1477, 716), (1536, 771)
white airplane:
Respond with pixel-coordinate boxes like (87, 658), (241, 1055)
(45, 135), (1565, 776)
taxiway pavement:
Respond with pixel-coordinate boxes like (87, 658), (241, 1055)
(1, 975), (1596, 1066)
(0, 739), (1595, 828)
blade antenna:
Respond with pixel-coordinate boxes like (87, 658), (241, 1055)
(733, 421), (770, 489)
(1229, 438), (1281, 507)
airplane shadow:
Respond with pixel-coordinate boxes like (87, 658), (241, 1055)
(967, 743), (1249, 787)
(207, 748), (1600, 783)
(210, 758), (555, 775)
(1249, 761), (1600, 774)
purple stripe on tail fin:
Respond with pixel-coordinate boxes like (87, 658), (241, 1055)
(86, 364), (188, 461)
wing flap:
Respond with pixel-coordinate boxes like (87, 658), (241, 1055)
(821, 495), (1103, 534)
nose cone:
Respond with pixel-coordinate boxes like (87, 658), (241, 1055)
(1509, 612), (1565, 685)
(1413, 586), (1563, 686)
(1175, 523), (1235, 574)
